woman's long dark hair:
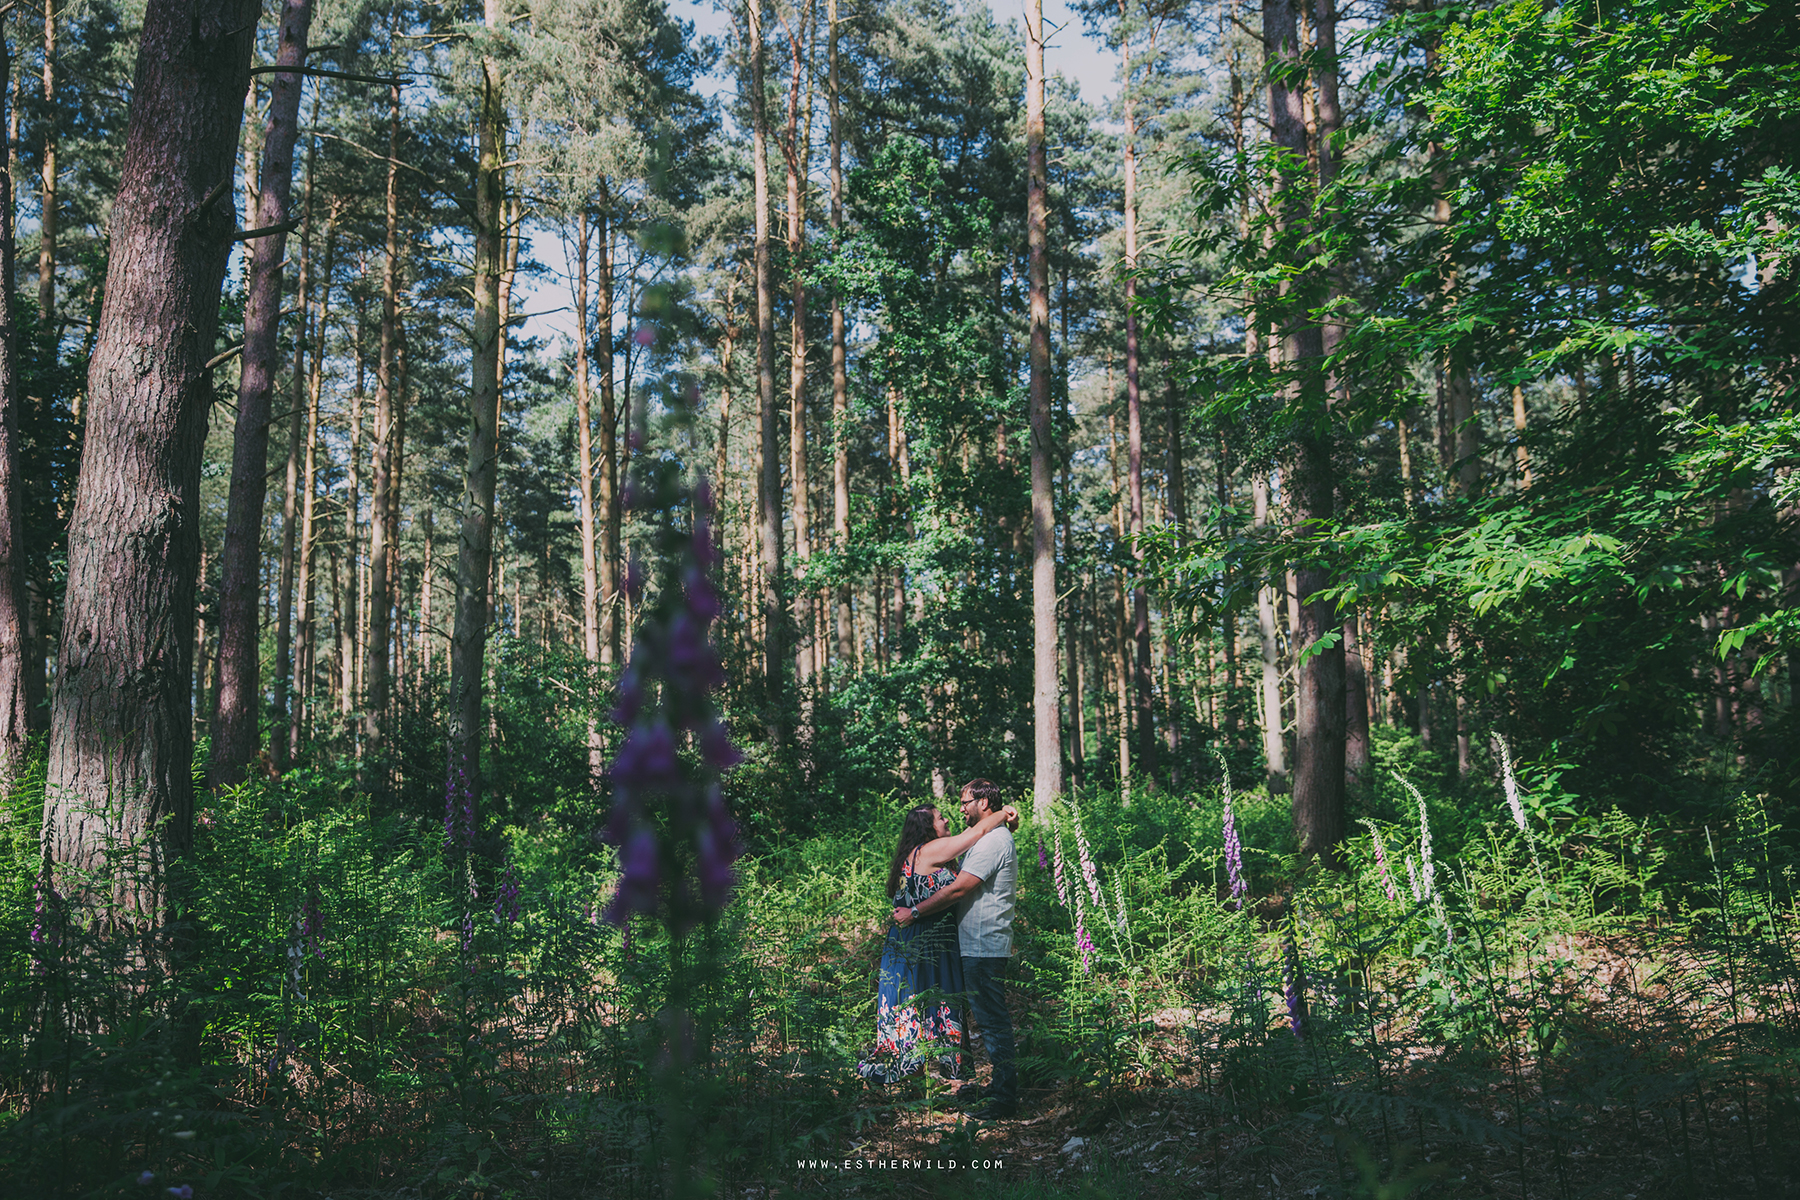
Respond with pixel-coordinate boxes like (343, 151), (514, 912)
(885, 806), (940, 900)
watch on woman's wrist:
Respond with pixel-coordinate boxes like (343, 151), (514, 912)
(910, 906), (920, 922)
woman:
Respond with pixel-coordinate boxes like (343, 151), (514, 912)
(857, 799), (1018, 1086)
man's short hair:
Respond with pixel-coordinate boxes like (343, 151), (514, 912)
(962, 778), (1003, 811)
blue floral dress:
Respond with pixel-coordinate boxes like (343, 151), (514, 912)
(856, 853), (966, 1085)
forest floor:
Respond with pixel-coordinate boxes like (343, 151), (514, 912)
(821, 1030), (1780, 1199)
(779, 930), (1791, 1200)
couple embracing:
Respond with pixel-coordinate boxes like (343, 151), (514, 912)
(856, 778), (1020, 1121)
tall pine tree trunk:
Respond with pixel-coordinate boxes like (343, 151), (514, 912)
(272, 98), (319, 775)
(828, 0), (851, 678)
(1119, 16), (1154, 781)
(597, 201), (618, 666)
(783, 6), (814, 726)
(573, 210), (603, 780)
(1162, 372), (1185, 777)
(36, 0), (54, 324)
(750, 0), (784, 744)
(42, 0), (258, 918)
(1268, 0), (1344, 861)
(0, 32), (28, 789)
(1216, 440), (1239, 737)
(1026, 0), (1060, 816)
(213, 0), (313, 787)
(448, 1), (506, 792)
(1253, 474), (1288, 791)
(290, 206), (334, 761)
(340, 311), (362, 724)
(363, 71), (401, 763)
(1344, 610), (1369, 791)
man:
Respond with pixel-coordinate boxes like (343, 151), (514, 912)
(893, 777), (1018, 1119)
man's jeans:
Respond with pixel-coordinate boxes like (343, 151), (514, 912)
(962, 956), (1016, 1104)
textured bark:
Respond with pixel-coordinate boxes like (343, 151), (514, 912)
(886, 380), (907, 653)
(212, 0), (313, 787)
(1057, 266), (1082, 778)
(597, 203), (618, 667)
(1026, 0), (1060, 817)
(1216, 437), (1239, 736)
(1119, 19), (1153, 779)
(1107, 411), (1132, 801)
(1511, 384), (1532, 486)
(339, 309), (363, 721)
(36, 0), (55, 323)
(750, 0), (785, 742)
(0, 33), (28, 789)
(1253, 475), (1288, 792)
(271, 103), (317, 776)
(363, 72), (401, 759)
(42, 0), (258, 917)
(290, 207), (334, 760)
(447, 3), (506, 791)
(573, 211), (603, 781)
(1344, 609), (1369, 790)
(829, 0), (851, 678)
(1313, 0), (1345, 388)
(1163, 371), (1185, 771)
(1269, 0), (1345, 861)
(783, 3), (814, 701)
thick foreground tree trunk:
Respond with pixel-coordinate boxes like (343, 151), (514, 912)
(212, 0), (314, 788)
(42, 0), (258, 918)
(0, 34), (28, 791)
(1268, 0), (1345, 861)
(1025, 0), (1060, 818)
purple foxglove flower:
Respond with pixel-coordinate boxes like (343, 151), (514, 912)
(700, 720), (744, 771)
(138, 1172), (155, 1186)
(493, 862), (521, 925)
(1361, 819), (1397, 902)
(601, 424), (742, 927)
(1070, 801), (1104, 906)
(696, 798), (737, 911)
(612, 669), (646, 726)
(605, 829), (662, 924)
(667, 613), (724, 691)
(1037, 835), (1048, 871)
(683, 565), (721, 622)
(168, 1186), (193, 1199)
(1282, 941), (1305, 1040)
(1222, 795), (1247, 908)
(611, 721), (680, 790)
